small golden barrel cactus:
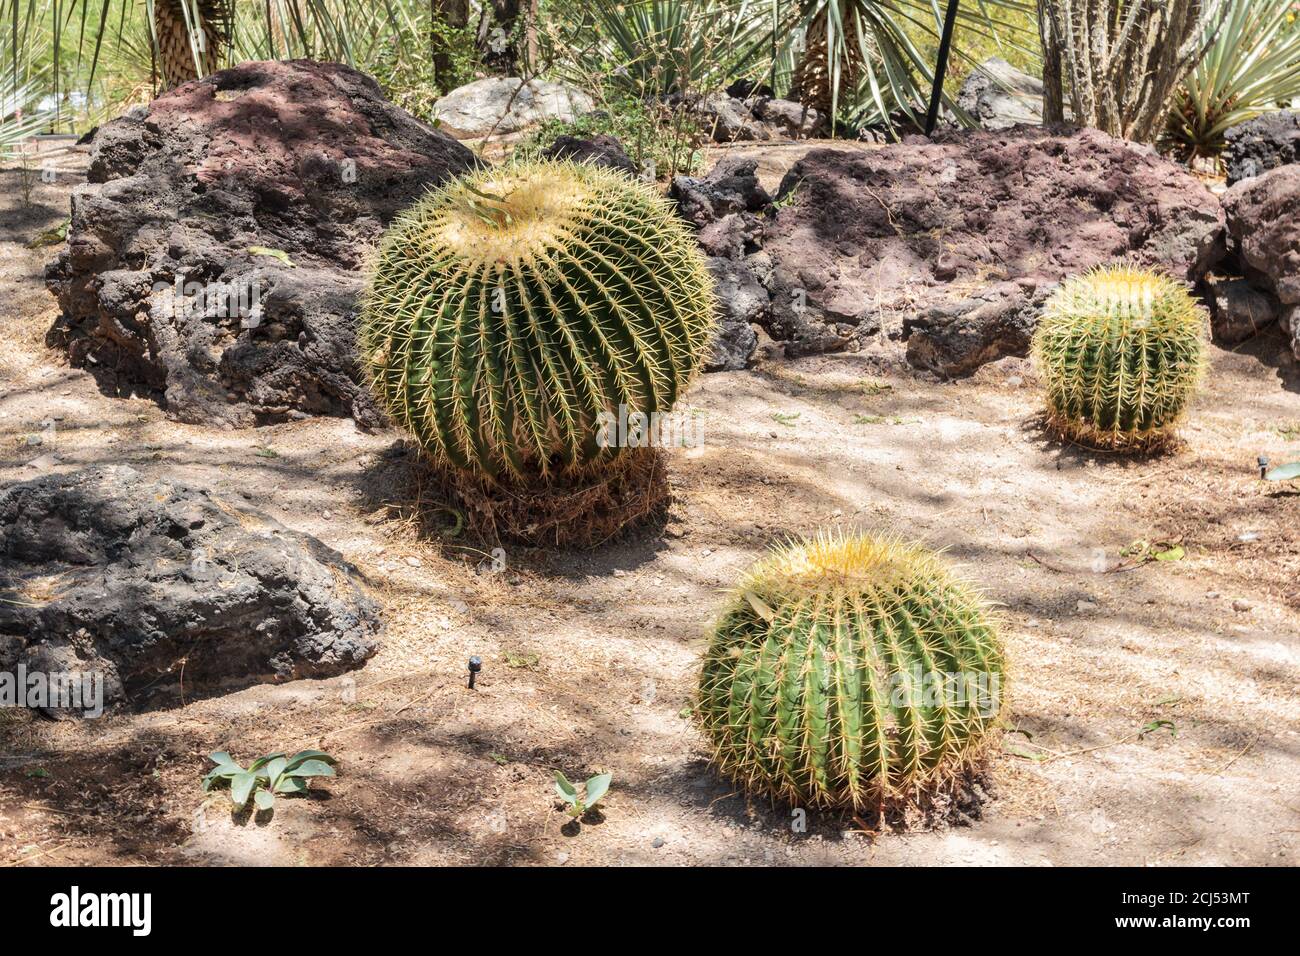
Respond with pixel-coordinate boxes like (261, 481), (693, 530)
(697, 531), (1004, 811)
(359, 159), (715, 484)
(1032, 265), (1206, 450)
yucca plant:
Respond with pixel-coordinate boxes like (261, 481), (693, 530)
(1033, 265), (1207, 451)
(1163, 0), (1300, 162)
(570, 0), (773, 97)
(359, 159), (715, 541)
(697, 530), (1004, 811)
(787, 0), (1039, 130)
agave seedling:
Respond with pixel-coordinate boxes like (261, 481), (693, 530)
(202, 750), (337, 812)
(1032, 265), (1206, 451)
(553, 770), (612, 819)
(1264, 461), (1300, 483)
(697, 529), (1004, 811)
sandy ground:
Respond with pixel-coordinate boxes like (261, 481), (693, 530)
(2, 148), (1299, 867)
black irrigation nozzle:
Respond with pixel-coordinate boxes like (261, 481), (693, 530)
(1258, 455), (1270, 480)
(467, 656), (482, 690)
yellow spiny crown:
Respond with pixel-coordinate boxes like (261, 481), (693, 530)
(427, 163), (593, 269)
(739, 529), (959, 599)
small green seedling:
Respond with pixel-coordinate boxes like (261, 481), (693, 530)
(858, 377), (893, 395)
(203, 750), (336, 812)
(1120, 539), (1184, 564)
(771, 412), (801, 427)
(1140, 719), (1177, 739)
(553, 770), (611, 819)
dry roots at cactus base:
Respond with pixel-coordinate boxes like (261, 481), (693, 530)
(359, 159), (715, 498)
(1032, 265), (1206, 452)
(697, 531), (1005, 816)
(432, 444), (670, 548)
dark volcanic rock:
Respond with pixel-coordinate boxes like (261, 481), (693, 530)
(1205, 276), (1279, 344)
(670, 156), (771, 230)
(704, 257), (765, 370)
(45, 59), (477, 427)
(541, 133), (637, 174)
(757, 127), (1224, 372)
(903, 281), (1044, 377)
(693, 93), (823, 143)
(1224, 110), (1300, 186)
(0, 466), (379, 715)
(751, 98), (824, 139)
(1222, 165), (1300, 359)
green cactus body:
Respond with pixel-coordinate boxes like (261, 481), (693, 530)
(359, 160), (715, 483)
(697, 531), (1004, 810)
(1032, 265), (1206, 450)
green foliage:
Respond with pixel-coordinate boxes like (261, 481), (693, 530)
(367, 15), (479, 124)
(359, 159), (716, 485)
(515, 94), (705, 180)
(3, 1), (476, 132)
(1265, 461), (1300, 481)
(1164, 0), (1300, 161)
(202, 749), (337, 811)
(1032, 265), (1206, 451)
(565, 0), (772, 98)
(784, 0), (1039, 130)
(553, 770), (612, 818)
(26, 218), (70, 249)
(697, 530), (1004, 810)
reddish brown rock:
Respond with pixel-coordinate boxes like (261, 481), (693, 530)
(46, 59), (477, 426)
(1223, 164), (1300, 360)
(751, 127), (1225, 374)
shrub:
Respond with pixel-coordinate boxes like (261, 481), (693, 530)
(1032, 265), (1206, 451)
(514, 96), (705, 180)
(359, 159), (715, 487)
(697, 530), (1004, 811)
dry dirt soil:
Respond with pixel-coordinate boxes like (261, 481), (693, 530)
(2, 148), (1298, 867)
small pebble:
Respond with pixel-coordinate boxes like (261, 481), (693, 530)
(405, 556), (421, 567)
(1232, 599), (1253, 613)
(651, 837), (665, 849)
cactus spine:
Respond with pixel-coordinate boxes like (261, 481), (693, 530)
(359, 160), (715, 484)
(697, 530), (1004, 811)
(1032, 264), (1206, 450)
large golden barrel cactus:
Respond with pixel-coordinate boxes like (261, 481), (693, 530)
(359, 159), (715, 486)
(698, 530), (1005, 811)
(1032, 265), (1206, 451)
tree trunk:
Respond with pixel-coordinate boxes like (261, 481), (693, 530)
(476, 0), (528, 75)
(792, 5), (864, 120)
(154, 0), (229, 90)
(1037, 3), (1065, 124)
(1036, 0), (1212, 143)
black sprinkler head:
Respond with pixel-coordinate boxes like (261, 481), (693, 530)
(1258, 456), (1270, 479)
(467, 656), (482, 689)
